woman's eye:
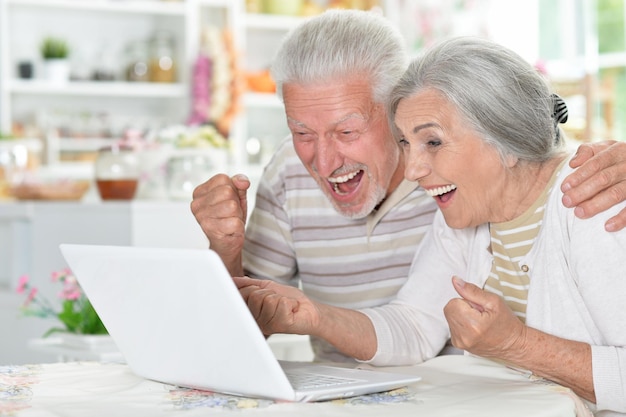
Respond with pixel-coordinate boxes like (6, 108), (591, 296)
(426, 138), (442, 147)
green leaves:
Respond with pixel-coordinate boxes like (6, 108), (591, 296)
(55, 298), (108, 335)
(40, 37), (69, 59)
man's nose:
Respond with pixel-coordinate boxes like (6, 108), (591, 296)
(314, 137), (341, 177)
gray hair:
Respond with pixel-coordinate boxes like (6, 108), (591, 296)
(388, 37), (565, 162)
(271, 9), (407, 105)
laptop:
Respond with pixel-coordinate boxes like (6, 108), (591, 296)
(59, 244), (421, 402)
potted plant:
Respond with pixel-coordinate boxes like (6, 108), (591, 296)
(17, 268), (107, 336)
(17, 268), (117, 355)
(40, 36), (70, 83)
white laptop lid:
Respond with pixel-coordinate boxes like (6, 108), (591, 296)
(59, 244), (420, 402)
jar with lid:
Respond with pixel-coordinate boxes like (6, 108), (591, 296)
(149, 31), (176, 83)
(166, 152), (213, 200)
(95, 145), (140, 200)
(125, 40), (150, 82)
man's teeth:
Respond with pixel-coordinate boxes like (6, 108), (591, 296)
(328, 171), (359, 184)
(426, 184), (457, 197)
(328, 171), (360, 195)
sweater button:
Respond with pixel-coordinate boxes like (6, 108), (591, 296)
(521, 264), (529, 273)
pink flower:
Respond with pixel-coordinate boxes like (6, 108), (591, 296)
(23, 287), (38, 307)
(51, 268), (72, 283)
(59, 276), (82, 301)
(59, 287), (82, 301)
(16, 275), (29, 294)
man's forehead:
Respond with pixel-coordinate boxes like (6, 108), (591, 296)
(287, 111), (370, 128)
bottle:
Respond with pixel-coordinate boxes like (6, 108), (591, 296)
(94, 145), (140, 200)
(149, 31), (176, 83)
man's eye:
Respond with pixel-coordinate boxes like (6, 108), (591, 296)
(293, 132), (314, 142)
(338, 130), (360, 140)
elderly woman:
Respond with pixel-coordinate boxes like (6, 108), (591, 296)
(384, 37), (625, 415)
(234, 37), (625, 414)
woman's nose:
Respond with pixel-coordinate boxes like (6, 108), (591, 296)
(404, 148), (431, 182)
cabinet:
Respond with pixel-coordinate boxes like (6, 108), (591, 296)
(0, 200), (210, 364)
(0, 0), (297, 175)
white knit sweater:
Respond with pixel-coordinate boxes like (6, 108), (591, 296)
(362, 159), (626, 415)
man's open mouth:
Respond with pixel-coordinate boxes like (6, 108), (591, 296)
(328, 170), (364, 195)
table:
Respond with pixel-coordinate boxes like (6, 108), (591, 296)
(0, 355), (591, 416)
(26, 334), (313, 363)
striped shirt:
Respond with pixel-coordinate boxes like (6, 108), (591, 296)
(485, 159), (567, 322)
(243, 138), (437, 362)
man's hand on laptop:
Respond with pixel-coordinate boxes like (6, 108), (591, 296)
(234, 276), (321, 336)
(233, 276), (378, 362)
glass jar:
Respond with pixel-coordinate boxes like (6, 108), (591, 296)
(94, 145), (140, 200)
(125, 41), (150, 82)
(149, 31), (176, 83)
(166, 153), (213, 200)
(0, 146), (17, 199)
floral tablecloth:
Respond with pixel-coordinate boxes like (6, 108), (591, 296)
(0, 355), (588, 417)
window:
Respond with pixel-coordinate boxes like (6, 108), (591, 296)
(540, 0), (625, 141)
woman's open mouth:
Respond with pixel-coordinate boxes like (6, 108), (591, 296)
(425, 184), (457, 203)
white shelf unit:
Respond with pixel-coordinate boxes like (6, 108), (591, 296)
(0, 0), (192, 131)
(238, 13), (306, 167)
(0, 0), (305, 174)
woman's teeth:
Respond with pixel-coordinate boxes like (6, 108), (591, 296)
(426, 184), (457, 197)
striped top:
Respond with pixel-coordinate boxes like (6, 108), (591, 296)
(484, 159), (567, 322)
(243, 138), (438, 362)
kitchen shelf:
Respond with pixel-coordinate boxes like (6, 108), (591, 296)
(245, 12), (305, 31)
(197, 0), (234, 7)
(5, 0), (187, 15)
(58, 137), (117, 152)
(8, 80), (187, 98)
(243, 92), (282, 109)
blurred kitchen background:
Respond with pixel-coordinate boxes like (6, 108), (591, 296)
(0, 0), (623, 364)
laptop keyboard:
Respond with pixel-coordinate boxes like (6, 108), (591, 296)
(285, 372), (359, 390)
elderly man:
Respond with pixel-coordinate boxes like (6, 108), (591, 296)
(191, 9), (626, 363)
